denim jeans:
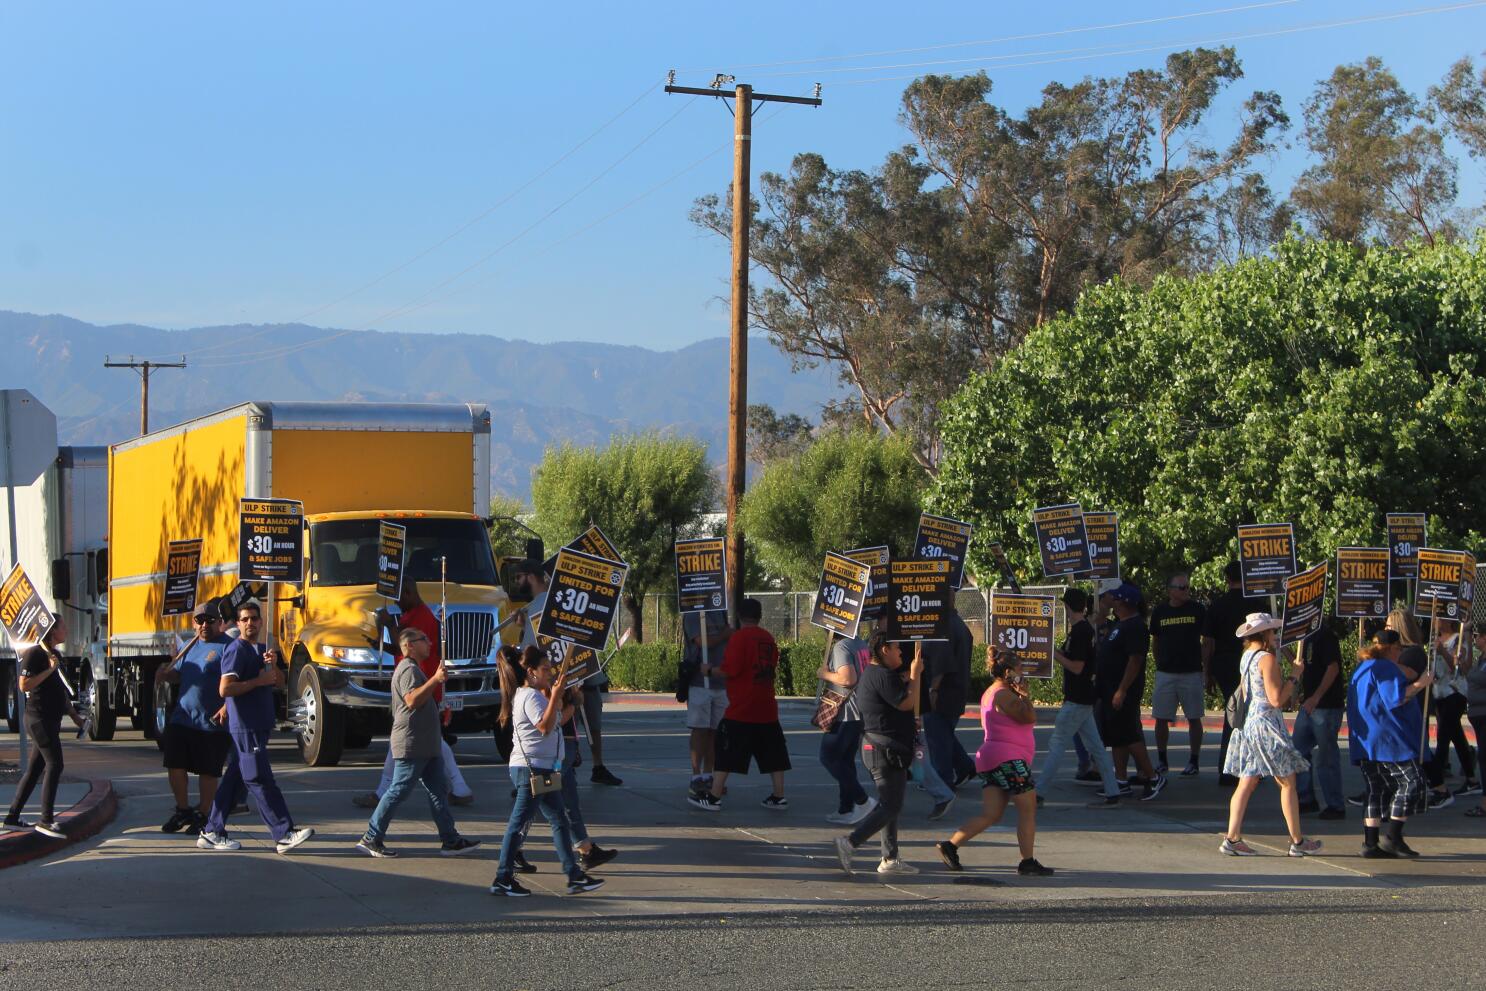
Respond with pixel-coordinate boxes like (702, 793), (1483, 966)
(819, 721), (868, 813)
(1292, 707), (1344, 811)
(922, 712), (977, 788)
(498, 765), (579, 882)
(365, 752), (458, 845)
(1039, 702), (1121, 799)
(914, 733), (954, 804)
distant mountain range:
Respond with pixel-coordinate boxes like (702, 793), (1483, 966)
(0, 311), (841, 499)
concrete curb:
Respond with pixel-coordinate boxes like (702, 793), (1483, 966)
(0, 778), (117, 870)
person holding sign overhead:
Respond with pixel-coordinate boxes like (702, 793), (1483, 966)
(3, 619), (83, 837)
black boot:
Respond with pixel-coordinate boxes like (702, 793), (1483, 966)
(1379, 818), (1418, 858)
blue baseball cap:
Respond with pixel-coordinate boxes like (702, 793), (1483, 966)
(1109, 582), (1143, 606)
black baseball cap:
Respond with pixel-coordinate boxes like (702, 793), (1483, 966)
(193, 597), (219, 620)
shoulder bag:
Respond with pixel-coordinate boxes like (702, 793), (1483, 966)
(513, 691), (563, 797)
(1225, 649), (1254, 732)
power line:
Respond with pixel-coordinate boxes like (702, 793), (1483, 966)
(827, 0), (1486, 87)
(676, 0), (1300, 72)
(140, 79), (664, 362)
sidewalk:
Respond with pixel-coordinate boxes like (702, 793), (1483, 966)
(0, 775), (118, 868)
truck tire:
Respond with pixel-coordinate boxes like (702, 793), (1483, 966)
(294, 666), (345, 767)
(81, 665), (117, 741)
(153, 674), (177, 745)
(2, 662), (17, 733)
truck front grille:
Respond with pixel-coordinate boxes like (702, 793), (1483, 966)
(443, 610), (495, 662)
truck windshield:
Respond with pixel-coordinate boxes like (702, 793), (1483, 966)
(309, 518), (498, 587)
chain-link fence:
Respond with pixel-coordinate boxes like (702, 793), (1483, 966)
(636, 584), (1074, 647)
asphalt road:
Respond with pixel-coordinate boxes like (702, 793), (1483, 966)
(2, 696), (1483, 989)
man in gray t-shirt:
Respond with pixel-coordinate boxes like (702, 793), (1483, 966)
(358, 628), (480, 858)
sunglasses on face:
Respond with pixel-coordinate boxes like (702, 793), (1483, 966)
(1169, 584), (1189, 591)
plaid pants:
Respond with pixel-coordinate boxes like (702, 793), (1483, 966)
(1359, 759), (1425, 820)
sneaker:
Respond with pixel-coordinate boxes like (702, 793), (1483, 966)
(357, 837), (399, 858)
(449, 793), (475, 807)
(1073, 769), (1102, 784)
(1455, 780), (1482, 797)
(590, 766), (623, 787)
(185, 810), (207, 835)
(1379, 837), (1420, 858)
(1318, 807), (1346, 821)
(440, 837), (482, 857)
(1017, 857), (1054, 876)
(511, 850), (538, 874)
(761, 794), (788, 810)
(2, 816), (32, 831)
(161, 808), (196, 833)
(1155, 761), (1169, 777)
(1360, 844), (1398, 859)
(848, 798), (878, 825)
(1140, 773), (1168, 801)
(877, 858), (919, 875)
(566, 872), (606, 894)
(1180, 760), (1200, 777)
(580, 844), (617, 870)
(1346, 790), (1366, 807)
(276, 827), (315, 854)
(196, 830), (241, 851)
(834, 836), (855, 875)
(927, 798), (954, 821)
(1427, 790), (1455, 811)
(1297, 800), (1321, 815)
(33, 821), (65, 839)
(351, 792), (381, 809)
(935, 840), (962, 872)
(689, 792), (722, 812)
(1086, 795), (1121, 809)
(490, 877), (531, 897)
(1219, 837), (1256, 856)
(825, 810), (855, 825)
(1117, 782), (1134, 797)
(1288, 838), (1323, 857)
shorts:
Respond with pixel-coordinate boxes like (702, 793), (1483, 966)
(161, 723), (232, 777)
(979, 759), (1035, 795)
(714, 718), (791, 775)
(685, 686), (728, 730)
(1097, 694), (1146, 748)
(1152, 671), (1205, 721)
(1360, 759), (1425, 820)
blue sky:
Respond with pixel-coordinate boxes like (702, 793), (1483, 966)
(2, 1), (1482, 351)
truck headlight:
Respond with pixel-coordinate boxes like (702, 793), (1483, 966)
(320, 645), (384, 665)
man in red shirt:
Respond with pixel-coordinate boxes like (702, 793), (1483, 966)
(353, 582), (475, 807)
(691, 598), (790, 812)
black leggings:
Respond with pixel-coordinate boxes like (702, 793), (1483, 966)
(8, 718), (64, 822)
(848, 750), (907, 861)
(1426, 693), (1475, 787)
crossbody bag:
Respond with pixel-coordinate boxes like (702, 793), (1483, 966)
(513, 693), (563, 797)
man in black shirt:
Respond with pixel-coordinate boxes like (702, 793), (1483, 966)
(1202, 561), (1258, 786)
(1150, 572), (1207, 777)
(920, 605), (976, 801)
(1038, 589), (1122, 806)
(3, 619), (84, 837)
(1292, 623), (1346, 818)
(1095, 584), (1166, 801)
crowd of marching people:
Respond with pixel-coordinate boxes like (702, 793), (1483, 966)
(6, 555), (1481, 894)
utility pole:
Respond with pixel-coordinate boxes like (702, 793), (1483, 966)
(666, 73), (821, 615)
(103, 355), (186, 435)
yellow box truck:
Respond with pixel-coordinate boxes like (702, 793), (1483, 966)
(106, 401), (516, 764)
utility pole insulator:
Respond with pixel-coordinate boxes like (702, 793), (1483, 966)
(103, 355), (187, 436)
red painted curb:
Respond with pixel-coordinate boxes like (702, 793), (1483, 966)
(0, 778), (117, 870)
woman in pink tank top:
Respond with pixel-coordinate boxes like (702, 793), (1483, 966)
(934, 648), (1052, 877)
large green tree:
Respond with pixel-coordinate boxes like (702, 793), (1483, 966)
(693, 47), (1286, 472)
(530, 433), (717, 640)
(930, 236), (1486, 592)
(739, 429), (926, 590)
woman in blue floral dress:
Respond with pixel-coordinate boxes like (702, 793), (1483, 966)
(1220, 612), (1322, 858)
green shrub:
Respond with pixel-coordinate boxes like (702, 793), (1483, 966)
(778, 639), (827, 697)
(605, 643), (680, 693)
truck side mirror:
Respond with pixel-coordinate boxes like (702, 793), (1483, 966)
(50, 558), (72, 601)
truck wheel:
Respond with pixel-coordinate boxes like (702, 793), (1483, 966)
(81, 666), (117, 741)
(2, 662), (17, 733)
(294, 666), (345, 767)
(153, 674), (176, 746)
(140, 665), (162, 743)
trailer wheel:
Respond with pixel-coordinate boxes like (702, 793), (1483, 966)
(81, 665), (117, 741)
(294, 666), (345, 767)
(2, 662), (17, 733)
